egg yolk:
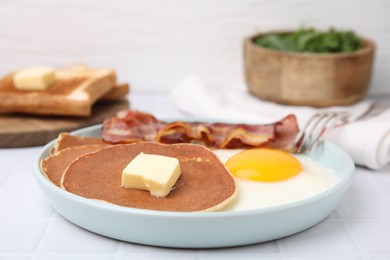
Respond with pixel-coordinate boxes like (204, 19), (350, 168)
(225, 148), (302, 182)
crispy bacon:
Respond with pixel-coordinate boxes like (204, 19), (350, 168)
(102, 110), (299, 149)
(102, 110), (164, 144)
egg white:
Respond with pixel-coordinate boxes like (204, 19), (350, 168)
(213, 149), (341, 212)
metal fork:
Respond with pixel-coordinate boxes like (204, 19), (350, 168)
(290, 111), (351, 154)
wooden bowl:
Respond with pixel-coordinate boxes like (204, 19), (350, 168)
(243, 32), (375, 107)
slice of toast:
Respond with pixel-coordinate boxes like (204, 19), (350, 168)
(61, 64), (130, 101)
(0, 66), (116, 116)
(62, 64), (130, 101)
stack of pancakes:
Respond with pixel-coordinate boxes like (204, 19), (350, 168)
(41, 133), (237, 212)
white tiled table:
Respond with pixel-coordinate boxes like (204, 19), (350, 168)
(1, 94), (390, 259)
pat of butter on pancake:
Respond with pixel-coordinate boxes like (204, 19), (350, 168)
(122, 152), (181, 197)
(13, 67), (55, 90)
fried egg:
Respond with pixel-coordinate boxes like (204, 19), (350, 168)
(214, 148), (341, 211)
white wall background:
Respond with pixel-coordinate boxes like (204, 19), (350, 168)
(0, 0), (389, 95)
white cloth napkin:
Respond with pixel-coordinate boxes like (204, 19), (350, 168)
(170, 76), (390, 170)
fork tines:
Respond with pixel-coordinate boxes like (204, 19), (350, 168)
(291, 111), (350, 154)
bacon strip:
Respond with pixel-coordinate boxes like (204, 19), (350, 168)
(102, 110), (299, 149)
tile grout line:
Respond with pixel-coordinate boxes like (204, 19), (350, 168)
(114, 241), (126, 260)
(1, 148), (38, 190)
(31, 210), (59, 259)
(374, 171), (390, 192)
(336, 204), (371, 258)
(0, 171), (11, 190)
(275, 238), (288, 258)
(0, 167), (18, 190)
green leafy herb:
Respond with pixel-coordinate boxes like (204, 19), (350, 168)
(254, 28), (363, 53)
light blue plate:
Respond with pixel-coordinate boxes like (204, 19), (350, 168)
(33, 124), (355, 248)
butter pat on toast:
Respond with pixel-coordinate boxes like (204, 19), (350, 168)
(0, 66), (117, 116)
(13, 67), (55, 90)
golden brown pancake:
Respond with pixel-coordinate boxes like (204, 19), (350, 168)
(42, 144), (108, 187)
(61, 142), (237, 212)
(50, 132), (107, 155)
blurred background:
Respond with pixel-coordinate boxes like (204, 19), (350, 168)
(0, 0), (389, 96)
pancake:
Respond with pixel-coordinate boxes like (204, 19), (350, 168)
(61, 142), (237, 212)
(50, 132), (107, 155)
(42, 144), (108, 187)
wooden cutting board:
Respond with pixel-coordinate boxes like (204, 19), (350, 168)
(0, 100), (129, 148)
